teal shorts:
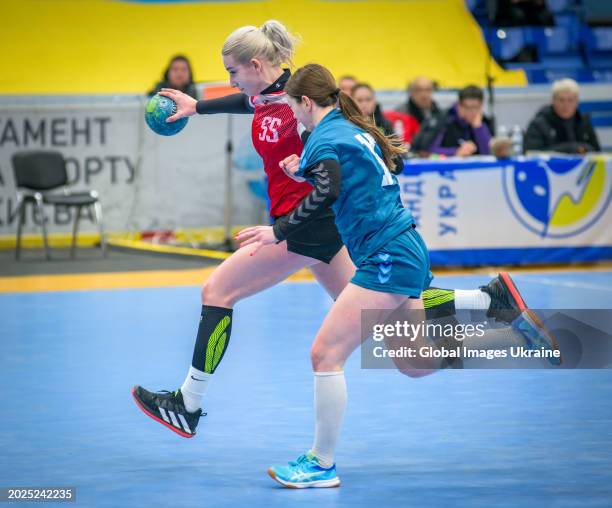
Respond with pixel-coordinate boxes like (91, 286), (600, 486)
(351, 226), (433, 298)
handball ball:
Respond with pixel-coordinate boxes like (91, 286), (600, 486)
(144, 93), (188, 136)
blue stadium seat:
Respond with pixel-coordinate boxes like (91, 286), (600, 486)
(488, 26), (583, 66)
(543, 27), (573, 52)
(487, 27), (527, 60)
(555, 13), (581, 41)
(532, 26), (583, 67)
(582, 26), (612, 69)
(472, 0), (611, 82)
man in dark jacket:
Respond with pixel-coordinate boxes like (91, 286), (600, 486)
(388, 77), (442, 145)
(524, 78), (600, 154)
(399, 77), (442, 126)
(412, 85), (494, 156)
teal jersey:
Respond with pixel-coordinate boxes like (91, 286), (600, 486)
(298, 109), (414, 265)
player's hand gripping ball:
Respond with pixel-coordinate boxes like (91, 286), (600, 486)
(144, 93), (189, 136)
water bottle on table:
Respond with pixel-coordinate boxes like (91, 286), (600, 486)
(511, 125), (523, 156)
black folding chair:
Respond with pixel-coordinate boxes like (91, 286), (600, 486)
(12, 150), (107, 260)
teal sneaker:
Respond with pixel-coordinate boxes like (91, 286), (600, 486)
(513, 309), (562, 366)
(268, 451), (340, 488)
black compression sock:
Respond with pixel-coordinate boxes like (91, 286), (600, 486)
(191, 305), (233, 374)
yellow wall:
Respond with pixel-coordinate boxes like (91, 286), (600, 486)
(2, 0), (525, 94)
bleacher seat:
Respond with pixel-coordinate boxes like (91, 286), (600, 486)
(555, 13), (581, 42)
(534, 26), (583, 67)
(471, 0), (612, 82)
(541, 26), (573, 52)
(488, 25), (583, 67)
(487, 27), (527, 61)
(582, 26), (612, 69)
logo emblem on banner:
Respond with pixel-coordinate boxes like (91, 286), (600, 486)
(503, 157), (612, 238)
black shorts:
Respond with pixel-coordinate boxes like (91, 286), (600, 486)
(275, 209), (344, 264)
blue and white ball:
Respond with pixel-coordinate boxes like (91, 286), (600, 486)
(144, 93), (189, 136)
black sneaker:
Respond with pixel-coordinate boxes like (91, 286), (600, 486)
(131, 385), (203, 438)
(480, 272), (527, 324)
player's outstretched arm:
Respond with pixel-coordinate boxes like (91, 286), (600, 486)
(234, 158), (341, 255)
(273, 158), (341, 241)
(159, 89), (253, 122)
(195, 94), (254, 115)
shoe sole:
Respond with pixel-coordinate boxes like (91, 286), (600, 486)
(498, 272), (527, 313)
(268, 468), (340, 489)
(518, 310), (563, 366)
(131, 386), (194, 438)
(499, 273), (562, 366)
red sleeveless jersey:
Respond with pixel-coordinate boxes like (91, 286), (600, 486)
(249, 92), (313, 217)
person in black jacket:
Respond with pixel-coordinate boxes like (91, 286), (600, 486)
(148, 55), (198, 99)
(524, 79), (600, 154)
(397, 77), (442, 127)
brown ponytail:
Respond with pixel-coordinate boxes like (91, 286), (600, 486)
(285, 63), (405, 170)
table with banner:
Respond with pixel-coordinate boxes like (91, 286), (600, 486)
(399, 155), (612, 266)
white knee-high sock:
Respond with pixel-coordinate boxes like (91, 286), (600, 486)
(311, 371), (347, 468)
(180, 366), (211, 413)
(455, 289), (491, 310)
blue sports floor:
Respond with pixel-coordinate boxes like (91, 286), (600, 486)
(2, 271), (612, 507)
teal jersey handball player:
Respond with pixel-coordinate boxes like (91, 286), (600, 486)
(237, 63), (558, 489)
(274, 102), (431, 298)
(295, 107), (432, 296)
(299, 108), (414, 263)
